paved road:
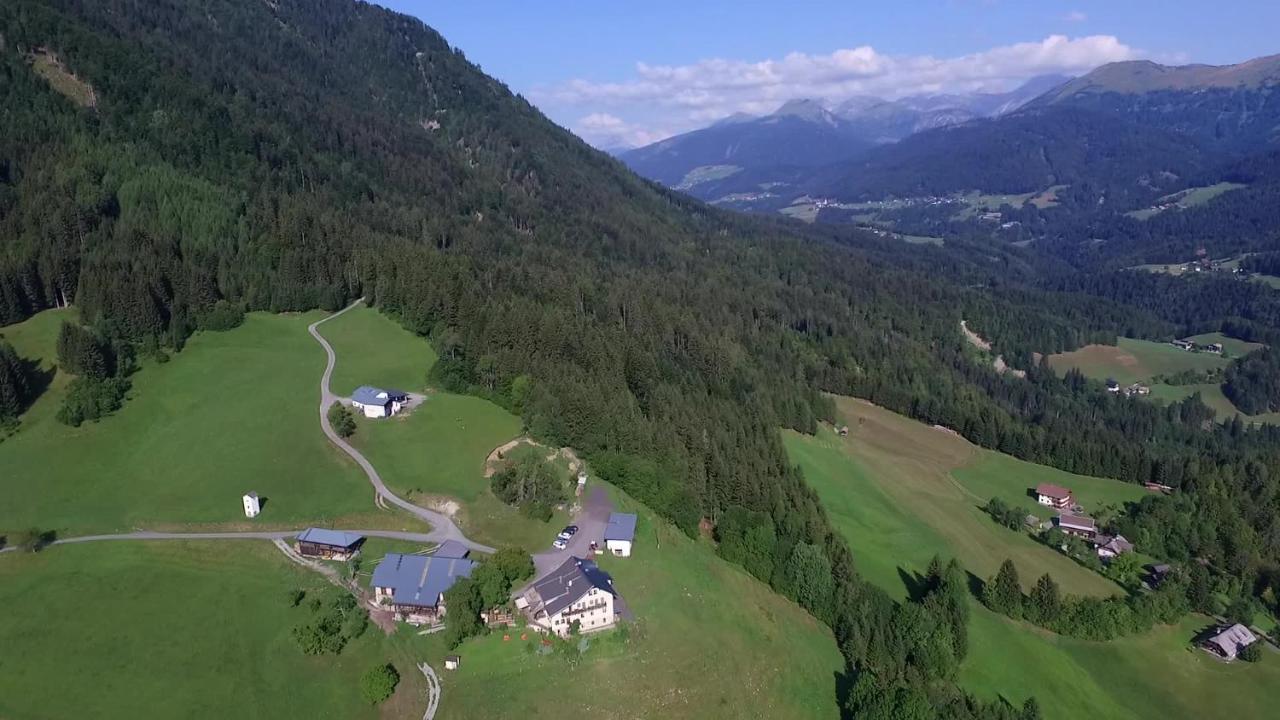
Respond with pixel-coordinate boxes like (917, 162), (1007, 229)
(308, 300), (494, 554)
(0, 529), (439, 554)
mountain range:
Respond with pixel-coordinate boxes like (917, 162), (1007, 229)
(618, 75), (1070, 199)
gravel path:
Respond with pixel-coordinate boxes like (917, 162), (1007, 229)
(309, 300), (494, 554)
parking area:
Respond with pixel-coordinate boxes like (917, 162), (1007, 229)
(529, 485), (613, 579)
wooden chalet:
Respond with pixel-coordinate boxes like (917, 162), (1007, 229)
(295, 528), (365, 560)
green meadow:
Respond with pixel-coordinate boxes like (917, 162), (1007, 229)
(1048, 337), (1231, 385)
(414, 485), (844, 720)
(953, 452), (1149, 521)
(786, 399), (1121, 598)
(0, 311), (409, 536)
(785, 396), (1280, 720)
(319, 304), (438, 397)
(315, 304), (565, 550)
(0, 541), (427, 720)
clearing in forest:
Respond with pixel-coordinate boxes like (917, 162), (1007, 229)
(786, 397), (1122, 598)
(786, 396), (1280, 720)
(0, 311), (405, 536)
(1047, 337), (1230, 385)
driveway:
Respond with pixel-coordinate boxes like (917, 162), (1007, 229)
(529, 485), (613, 578)
(309, 300), (493, 554)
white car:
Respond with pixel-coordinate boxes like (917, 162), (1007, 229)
(552, 538), (568, 550)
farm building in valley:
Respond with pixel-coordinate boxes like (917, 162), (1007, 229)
(604, 512), (637, 557)
(295, 528), (364, 560)
(351, 385), (409, 418)
(371, 551), (476, 625)
(1203, 623), (1258, 661)
(1054, 513), (1097, 539)
(1095, 534), (1134, 559)
(518, 556), (618, 637)
(1035, 483), (1074, 510)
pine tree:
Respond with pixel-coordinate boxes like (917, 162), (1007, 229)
(1028, 573), (1061, 625)
(984, 559), (1024, 619)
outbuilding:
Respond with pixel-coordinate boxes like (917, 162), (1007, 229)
(604, 512), (637, 557)
(242, 492), (261, 518)
(295, 528), (365, 560)
(1054, 513), (1097, 539)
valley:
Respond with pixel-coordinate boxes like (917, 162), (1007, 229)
(4, 2), (1280, 719)
(785, 397), (1280, 720)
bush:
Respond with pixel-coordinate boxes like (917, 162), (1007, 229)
(198, 300), (246, 331)
(328, 401), (356, 438)
(57, 376), (129, 426)
(291, 589), (367, 655)
(491, 454), (566, 516)
(359, 663), (400, 705)
(1239, 641), (1262, 663)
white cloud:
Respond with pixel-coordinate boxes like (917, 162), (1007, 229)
(537, 35), (1143, 148)
(1064, 10), (1088, 23)
(575, 112), (670, 149)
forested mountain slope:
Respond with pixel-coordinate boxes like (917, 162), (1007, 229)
(5, 2), (1280, 716)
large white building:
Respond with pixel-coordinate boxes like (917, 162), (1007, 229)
(350, 386), (408, 418)
(519, 556), (617, 637)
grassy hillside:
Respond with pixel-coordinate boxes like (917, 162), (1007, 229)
(321, 305), (437, 397)
(0, 310), (411, 536)
(787, 397), (1122, 598)
(316, 305), (561, 549)
(0, 542), (426, 720)
(786, 397), (1280, 720)
(953, 453), (1149, 521)
(962, 607), (1280, 720)
(1048, 337), (1230, 385)
(414, 486), (844, 720)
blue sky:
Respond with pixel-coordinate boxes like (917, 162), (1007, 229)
(377, 1), (1280, 148)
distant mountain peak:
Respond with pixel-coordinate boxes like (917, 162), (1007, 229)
(771, 98), (837, 125)
(1042, 55), (1280, 101)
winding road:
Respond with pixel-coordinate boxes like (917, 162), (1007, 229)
(309, 299), (494, 554)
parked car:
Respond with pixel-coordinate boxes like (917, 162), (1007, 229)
(552, 538), (568, 550)
(556, 525), (579, 541)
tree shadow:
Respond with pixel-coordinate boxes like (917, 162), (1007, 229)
(19, 357), (55, 414)
(832, 667), (855, 719)
(964, 569), (986, 599)
(896, 566), (928, 602)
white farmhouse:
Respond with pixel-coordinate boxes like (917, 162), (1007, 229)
(520, 556), (617, 637)
(603, 512), (636, 557)
(242, 492), (261, 518)
(350, 386), (408, 418)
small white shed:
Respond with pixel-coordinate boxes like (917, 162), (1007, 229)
(242, 492), (261, 518)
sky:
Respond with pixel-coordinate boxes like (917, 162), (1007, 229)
(377, 1), (1280, 149)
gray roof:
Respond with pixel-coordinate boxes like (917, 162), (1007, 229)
(529, 557), (614, 618)
(1208, 623), (1257, 658)
(1055, 513), (1096, 531)
(371, 553), (476, 608)
(433, 540), (470, 559)
(296, 528), (364, 548)
(604, 512), (637, 542)
(352, 385), (390, 406)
